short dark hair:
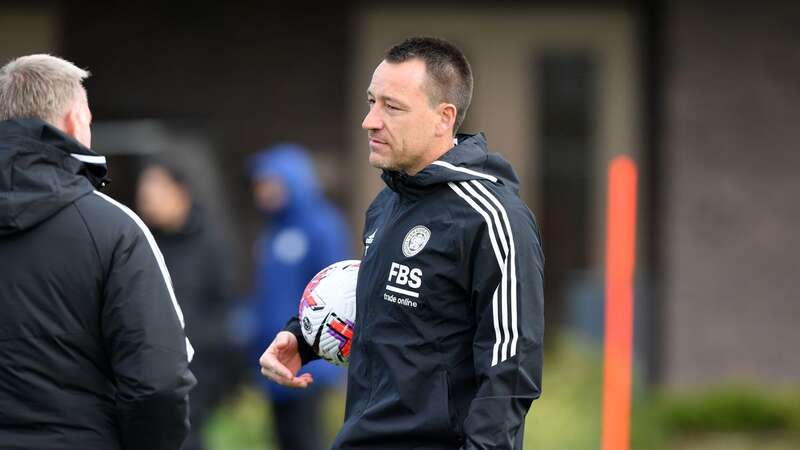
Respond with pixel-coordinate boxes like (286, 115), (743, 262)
(385, 36), (473, 133)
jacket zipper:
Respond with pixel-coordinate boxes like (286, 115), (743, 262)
(363, 195), (408, 407)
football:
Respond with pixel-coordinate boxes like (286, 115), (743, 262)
(298, 260), (359, 366)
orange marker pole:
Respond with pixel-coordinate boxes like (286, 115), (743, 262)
(601, 156), (638, 450)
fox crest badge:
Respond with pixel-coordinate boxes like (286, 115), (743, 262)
(402, 225), (431, 258)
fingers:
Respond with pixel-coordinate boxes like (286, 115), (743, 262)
(295, 372), (314, 387)
(258, 332), (310, 388)
(259, 365), (314, 388)
(290, 372), (313, 388)
(271, 332), (297, 358)
(273, 332), (291, 350)
(259, 351), (293, 380)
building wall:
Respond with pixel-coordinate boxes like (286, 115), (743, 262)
(662, 0), (800, 386)
(58, 2), (353, 288)
(0, 5), (60, 72)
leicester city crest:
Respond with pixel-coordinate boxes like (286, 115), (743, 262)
(402, 225), (431, 257)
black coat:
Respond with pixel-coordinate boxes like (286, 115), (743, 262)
(288, 133), (544, 450)
(0, 119), (196, 450)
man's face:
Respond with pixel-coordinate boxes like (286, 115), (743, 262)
(136, 165), (191, 231)
(362, 59), (441, 174)
(253, 177), (287, 214)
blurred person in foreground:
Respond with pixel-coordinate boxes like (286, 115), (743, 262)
(260, 37), (544, 450)
(248, 144), (351, 450)
(0, 55), (195, 449)
(136, 160), (239, 450)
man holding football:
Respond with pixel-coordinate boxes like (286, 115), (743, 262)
(260, 37), (544, 450)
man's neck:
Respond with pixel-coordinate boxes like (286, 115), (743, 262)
(405, 137), (455, 176)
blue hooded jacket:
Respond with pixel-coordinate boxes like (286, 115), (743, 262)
(248, 144), (350, 401)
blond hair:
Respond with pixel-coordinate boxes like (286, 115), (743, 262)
(0, 54), (90, 125)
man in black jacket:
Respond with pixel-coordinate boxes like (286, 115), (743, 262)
(0, 54), (195, 449)
(260, 37), (544, 449)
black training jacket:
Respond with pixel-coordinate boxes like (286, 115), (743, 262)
(0, 118), (196, 450)
(288, 133), (544, 450)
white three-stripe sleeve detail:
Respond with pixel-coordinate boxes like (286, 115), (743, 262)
(93, 191), (195, 362)
(471, 180), (518, 357)
(448, 182), (507, 366)
(460, 181), (513, 362)
(432, 160), (498, 182)
(461, 182), (510, 265)
(448, 182), (505, 270)
(491, 287), (501, 366)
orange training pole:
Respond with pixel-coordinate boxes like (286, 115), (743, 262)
(601, 156), (638, 450)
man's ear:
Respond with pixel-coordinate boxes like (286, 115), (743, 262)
(61, 107), (80, 141)
(434, 103), (457, 137)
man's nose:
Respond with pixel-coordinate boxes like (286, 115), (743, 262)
(362, 108), (382, 130)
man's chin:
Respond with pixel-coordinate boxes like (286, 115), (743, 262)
(368, 153), (394, 171)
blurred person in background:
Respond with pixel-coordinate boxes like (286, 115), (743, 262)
(136, 160), (240, 450)
(0, 55), (195, 449)
(247, 143), (351, 450)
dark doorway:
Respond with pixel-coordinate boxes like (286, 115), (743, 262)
(535, 52), (598, 335)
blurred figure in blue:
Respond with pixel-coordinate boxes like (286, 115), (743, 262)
(248, 144), (350, 450)
(136, 160), (240, 450)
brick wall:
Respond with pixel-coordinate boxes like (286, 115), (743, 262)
(662, 0), (800, 386)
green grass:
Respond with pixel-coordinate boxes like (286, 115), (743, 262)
(673, 432), (800, 450)
(653, 386), (800, 433)
(206, 387), (271, 450)
(206, 386), (346, 450)
(523, 335), (604, 450)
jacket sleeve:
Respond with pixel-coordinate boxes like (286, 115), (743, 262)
(461, 203), (544, 450)
(101, 220), (197, 450)
(284, 316), (321, 365)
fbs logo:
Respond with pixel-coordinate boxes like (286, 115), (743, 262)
(385, 262), (422, 303)
(402, 225), (431, 257)
(388, 262), (422, 289)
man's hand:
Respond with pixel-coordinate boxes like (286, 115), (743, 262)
(259, 331), (314, 388)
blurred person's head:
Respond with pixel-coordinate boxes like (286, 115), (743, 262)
(0, 54), (92, 147)
(363, 36), (473, 175)
(136, 163), (193, 233)
(248, 143), (320, 216)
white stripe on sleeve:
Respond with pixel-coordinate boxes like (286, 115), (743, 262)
(93, 191), (195, 362)
(448, 182), (510, 366)
(471, 180), (518, 358)
(432, 161), (498, 182)
(460, 181), (514, 362)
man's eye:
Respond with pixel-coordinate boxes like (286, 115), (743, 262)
(367, 99), (375, 105)
(386, 104), (399, 111)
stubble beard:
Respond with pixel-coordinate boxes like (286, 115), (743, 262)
(369, 156), (398, 171)
(369, 147), (402, 172)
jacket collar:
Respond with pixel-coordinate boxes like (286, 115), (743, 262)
(381, 132), (518, 198)
(0, 118), (110, 189)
